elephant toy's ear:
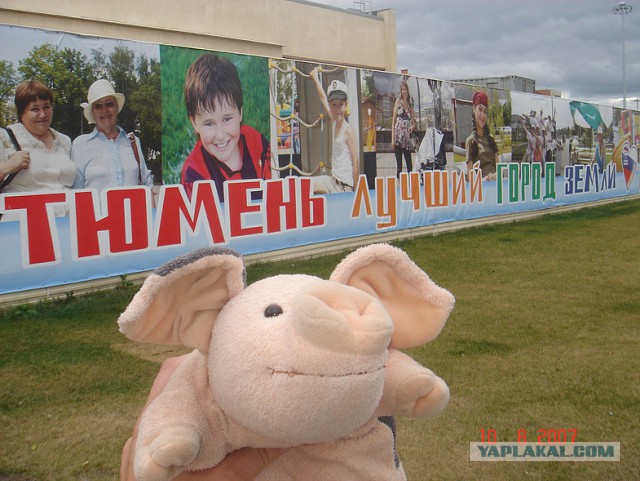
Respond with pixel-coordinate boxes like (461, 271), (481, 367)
(330, 244), (454, 349)
(118, 247), (246, 353)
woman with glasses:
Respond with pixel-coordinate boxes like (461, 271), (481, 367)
(72, 79), (153, 192)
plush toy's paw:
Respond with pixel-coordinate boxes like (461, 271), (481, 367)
(412, 375), (450, 418)
(135, 425), (201, 481)
(395, 371), (450, 418)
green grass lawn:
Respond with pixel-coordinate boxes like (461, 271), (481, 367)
(1, 198), (639, 481)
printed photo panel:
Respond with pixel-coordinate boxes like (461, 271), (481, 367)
(269, 60), (361, 194)
(0, 24), (162, 183)
(549, 98), (614, 173)
(160, 46), (270, 191)
(413, 78), (455, 173)
(452, 83), (512, 177)
(1, 22), (639, 297)
(372, 71), (421, 178)
(360, 69), (377, 153)
(612, 107), (636, 173)
(511, 92), (555, 166)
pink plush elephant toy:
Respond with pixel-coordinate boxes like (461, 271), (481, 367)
(118, 243), (454, 481)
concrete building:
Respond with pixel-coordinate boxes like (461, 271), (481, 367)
(0, 0), (397, 72)
(535, 88), (562, 98)
(453, 75), (536, 94)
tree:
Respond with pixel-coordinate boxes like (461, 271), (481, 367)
(502, 100), (512, 128)
(0, 60), (18, 126)
(18, 44), (95, 138)
(90, 48), (109, 81)
(107, 45), (138, 134)
(130, 56), (162, 181)
(361, 70), (375, 99)
(274, 60), (295, 107)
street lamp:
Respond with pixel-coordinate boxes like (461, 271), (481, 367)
(612, 1), (633, 109)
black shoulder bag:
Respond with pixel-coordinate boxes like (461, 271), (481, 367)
(1, 127), (21, 191)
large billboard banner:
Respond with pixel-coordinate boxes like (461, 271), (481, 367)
(0, 24), (638, 296)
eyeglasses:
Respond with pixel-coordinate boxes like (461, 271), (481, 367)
(93, 100), (116, 110)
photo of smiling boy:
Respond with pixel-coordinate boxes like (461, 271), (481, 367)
(180, 53), (271, 201)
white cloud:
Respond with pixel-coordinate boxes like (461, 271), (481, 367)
(311, 0), (640, 108)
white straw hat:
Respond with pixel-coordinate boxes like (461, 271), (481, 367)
(80, 79), (125, 124)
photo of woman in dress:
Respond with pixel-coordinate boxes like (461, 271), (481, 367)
(391, 79), (415, 177)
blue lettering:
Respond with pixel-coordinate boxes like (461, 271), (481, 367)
(564, 163), (616, 197)
(500, 445), (512, 457)
(477, 445), (490, 457)
(603, 163), (616, 190)
(584, 164), (599, 192)
(564, 166), (575, 194)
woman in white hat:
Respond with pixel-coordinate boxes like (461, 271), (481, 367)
(71, 79), (153, 192)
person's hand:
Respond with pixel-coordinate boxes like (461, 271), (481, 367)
(120, 355), (286, 481)
(6, 151), (30, 174)
(309, 66), (320, 81)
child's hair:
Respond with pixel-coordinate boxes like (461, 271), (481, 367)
(184, 53), (243, 117)
(14, 79), (54, 120)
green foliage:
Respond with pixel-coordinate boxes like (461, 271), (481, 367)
(129, 57), (162, 178)
(107, 46), (138, 134)
(487, 92), (510, 133)
(273, 60), (295, 106)
(502, 99), (512, 127)
(160, 46), (270, 184)
(361, 70), (375, 99)
(18, 44), (93, 139)
(0, 59), (18, 125)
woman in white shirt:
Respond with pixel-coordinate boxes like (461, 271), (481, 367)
(72, 79), (153, 192)
(0, 80), (75, 194)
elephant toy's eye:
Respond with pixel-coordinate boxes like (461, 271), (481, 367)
(264, 304), (284, 318)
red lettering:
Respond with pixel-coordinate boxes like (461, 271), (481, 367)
(156, 183), (226, 247)
(480, 428), (497, 443)
(74, 189), (149, 258)
(226, 180), (263, 237)
(2, 192), (66, 264)
(299, 178), (324, 228)
(265, 178), (298, 233)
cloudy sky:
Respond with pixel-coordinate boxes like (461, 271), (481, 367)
(311, 0), (640, 108)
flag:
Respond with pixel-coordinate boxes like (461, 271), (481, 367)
(569, 101), (604, 130)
